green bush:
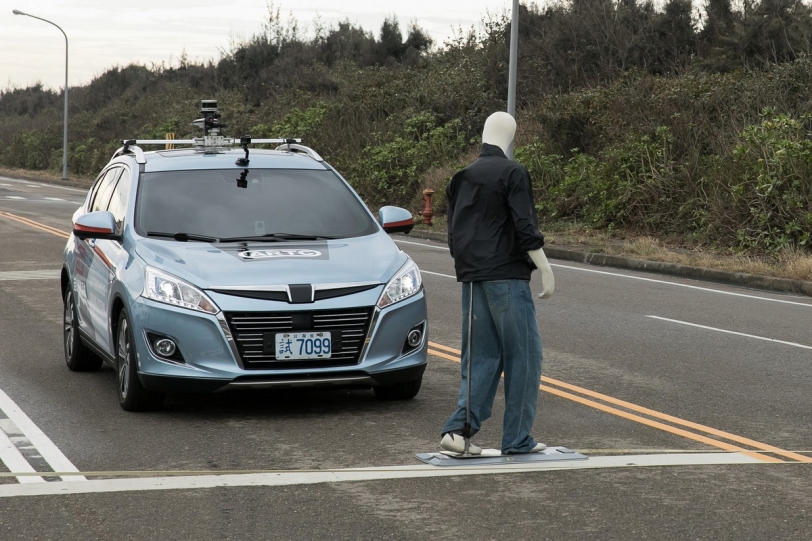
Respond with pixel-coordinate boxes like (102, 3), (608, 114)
(517, 128), (685, 231)
(270, 102), (329, 139)
(724, 114), (812, 251)
(514, 142), (564, 219)
(347, 112), (467, 209)
(3, 130), (58, 170)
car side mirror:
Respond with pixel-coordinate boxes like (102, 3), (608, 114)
(379, 206), (415, 234)
(73, 211), (120, 240)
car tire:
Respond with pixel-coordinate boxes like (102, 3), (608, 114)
(116, 311), (164, 412)
(63, 288), (103, 372)
(373, 377), (422, 400)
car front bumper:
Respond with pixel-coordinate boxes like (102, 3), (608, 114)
(129, 289), (428, 393)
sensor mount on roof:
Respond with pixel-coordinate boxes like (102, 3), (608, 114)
(111, 99), (310, 159)
(191, 99), (227, 137)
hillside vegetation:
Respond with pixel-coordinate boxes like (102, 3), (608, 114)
(2, 0), (812, 255)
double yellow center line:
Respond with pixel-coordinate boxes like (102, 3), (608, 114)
(428, 341), (811, 464)
(0, 211), (69, 239)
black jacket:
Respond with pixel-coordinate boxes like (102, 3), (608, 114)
(446, 144), (545, 282)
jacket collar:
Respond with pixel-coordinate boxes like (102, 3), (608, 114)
(480, 143), (508, 159)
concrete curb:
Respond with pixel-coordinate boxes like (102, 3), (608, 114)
(401, 230), (812, 298)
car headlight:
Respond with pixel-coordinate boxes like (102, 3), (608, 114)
(143, 267), (219, 314)
(377, 259), (423, 309)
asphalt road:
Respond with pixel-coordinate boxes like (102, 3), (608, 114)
(0, 174), (810, 540)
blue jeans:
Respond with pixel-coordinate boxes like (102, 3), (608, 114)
(440, 280), (543, 453)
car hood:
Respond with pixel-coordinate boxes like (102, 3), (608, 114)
(134, 233), (407, 289)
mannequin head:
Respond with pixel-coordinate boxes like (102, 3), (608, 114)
(482, 112), (516, 155)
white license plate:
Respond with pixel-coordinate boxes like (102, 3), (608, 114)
(275, 332), (332, 360)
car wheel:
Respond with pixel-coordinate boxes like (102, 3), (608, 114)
(373, 377), (422, 400)
(116, 311), (164, 412)
(63, 288), (102, 372)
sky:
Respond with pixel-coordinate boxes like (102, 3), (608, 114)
(2, 0), (514, 91)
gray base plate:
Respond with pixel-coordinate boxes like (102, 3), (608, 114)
(416, 446), (587, 467)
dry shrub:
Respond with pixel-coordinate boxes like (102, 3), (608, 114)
(604, 237), (812, 281)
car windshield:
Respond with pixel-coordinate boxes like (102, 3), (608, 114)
(135, 169), (378, 240)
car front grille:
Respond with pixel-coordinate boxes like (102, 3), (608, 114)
(224, 307), (374, 370)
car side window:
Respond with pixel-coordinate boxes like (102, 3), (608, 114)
(84, 173), (106, 211)
(90, 167), (122, 213)
(106, 169), (131, 235)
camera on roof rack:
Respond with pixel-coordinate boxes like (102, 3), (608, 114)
(191, 99), (227, 136)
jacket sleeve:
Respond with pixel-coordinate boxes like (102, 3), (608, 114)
(507, 165), (545, 252)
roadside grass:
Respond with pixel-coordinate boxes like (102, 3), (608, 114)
(413, 221), (812, 283)
(544, 228), (812, 282)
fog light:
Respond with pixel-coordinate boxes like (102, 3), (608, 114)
(154, 338), (177, 357)
(407, 329), (422, 348)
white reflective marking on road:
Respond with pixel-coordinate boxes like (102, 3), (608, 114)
(394, 239), (812, 308)
(45, 185), (87, 193)
(421, 270), (456, 279)
(0, 452), (765, 498)
(0, 270), (60, 281)
(0, 184), (11, 187)
(0, 429), (45, 484)
(1, 199), (82, 205)
(4, 196), (26, 200)
(647, 315), (812, 350)
(0, 389), (85, 482)
(0, 177), (87, 193)
(395, 239), (448, 250)
(553, 264), (812, 307)
(43, 197), (65, 201)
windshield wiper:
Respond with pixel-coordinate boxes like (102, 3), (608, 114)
(219, 233), (339, 242)
(147, 231), (219, 243)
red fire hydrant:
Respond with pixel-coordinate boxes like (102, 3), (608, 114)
(419, 188), (435, 225)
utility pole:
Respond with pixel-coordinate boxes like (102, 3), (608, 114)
(13, 10), (70, 180)
(507, 0), (519, 159)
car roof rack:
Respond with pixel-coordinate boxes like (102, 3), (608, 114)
(275, 142), (324, 162)
(110, 137), (321, 164)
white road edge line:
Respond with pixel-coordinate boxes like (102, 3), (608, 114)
(0, 177), (87, 193)
(394, 239), (812, 308)
(395, 239), (448, 250)
(0, 389), (86, 482)
(421, 270), (456, 279)
(0, 430), (45, 484)
(647, 316), (812, 351)
(0, 452), (765, 498)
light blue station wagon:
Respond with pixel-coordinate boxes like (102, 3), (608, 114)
(62, 105), (426, 411)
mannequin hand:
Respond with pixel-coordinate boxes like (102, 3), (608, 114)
(528, 248), (555, 299)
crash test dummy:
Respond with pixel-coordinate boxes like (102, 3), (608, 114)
(439, 111), (555, 455)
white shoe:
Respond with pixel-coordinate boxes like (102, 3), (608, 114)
(529, 442), (547, 453)
(440, 433), (482, 455)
